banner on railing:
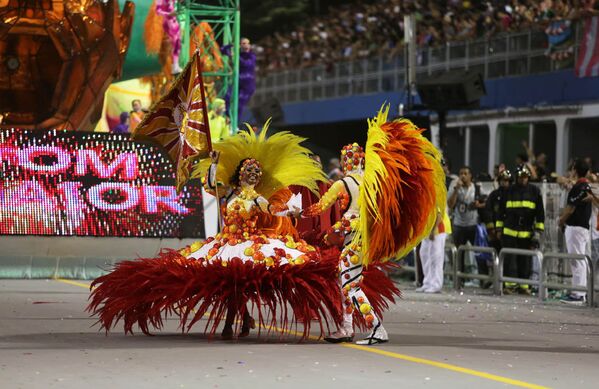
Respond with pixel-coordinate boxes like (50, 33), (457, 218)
(576, 16), (599, 77)
(0, 129), (205, 238)
(545, 20), (574, 65)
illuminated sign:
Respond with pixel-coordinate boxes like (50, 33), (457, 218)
(0, 129), (204, 237)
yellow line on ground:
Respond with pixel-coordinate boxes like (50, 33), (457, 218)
(55, 278), (92, 290)
(342, 343), (548, 389)
(55, 279), (548, 388)
(262, 323), (320, 341)
(263, 321), (548, 389)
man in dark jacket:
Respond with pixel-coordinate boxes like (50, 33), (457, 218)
(496, 165), (545, 295)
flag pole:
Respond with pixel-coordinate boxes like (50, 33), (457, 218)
(195, 48), (223, 232)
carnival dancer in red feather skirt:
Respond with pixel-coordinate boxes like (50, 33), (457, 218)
(88, 126), (344, 340)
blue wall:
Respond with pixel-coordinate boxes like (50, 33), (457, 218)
(242, 70), (599, 125)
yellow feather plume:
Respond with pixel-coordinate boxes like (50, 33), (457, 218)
(360, 104), (391, 224)
(191, 121), (327, 199)
(420, 133), (448, 232)
(353, 105), (447, 266)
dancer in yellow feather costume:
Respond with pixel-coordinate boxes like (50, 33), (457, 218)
(88, 122), (344, 340)
(305, 105), (447, 344)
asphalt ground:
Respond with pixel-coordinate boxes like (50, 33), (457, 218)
(1, 279), (598, 389)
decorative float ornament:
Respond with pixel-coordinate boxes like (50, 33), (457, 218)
(0, 0), (134, 131)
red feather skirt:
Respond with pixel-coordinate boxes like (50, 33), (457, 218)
(88, 249), (400, 339)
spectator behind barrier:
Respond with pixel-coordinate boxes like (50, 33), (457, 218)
(447, 166), (486, 287)
(558, 158), (595, 304)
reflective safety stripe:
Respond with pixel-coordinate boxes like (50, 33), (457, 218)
(506, 200), (536, 209)
(495, 221), (504, 228)
(535, 222), (545, 231)
(503, 228), (533, 238)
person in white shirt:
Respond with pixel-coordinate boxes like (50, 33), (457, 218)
(417, 208), (451, 293)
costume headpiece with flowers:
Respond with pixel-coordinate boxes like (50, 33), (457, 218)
(238, 158), (263, 183)
(341, 143), (365, 174)
(192, 119), (326, 198)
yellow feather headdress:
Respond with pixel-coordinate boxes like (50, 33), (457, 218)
(191, 121), (327, 199)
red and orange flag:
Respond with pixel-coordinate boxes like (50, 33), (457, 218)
(133, 51), (212, 192)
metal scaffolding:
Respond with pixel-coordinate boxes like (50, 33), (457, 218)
(178, 0), (240, 131)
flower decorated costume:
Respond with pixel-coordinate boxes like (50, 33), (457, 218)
(189, 162), (313, 269)
(304, 106), (447, 345)
(88, 126), (343, 339)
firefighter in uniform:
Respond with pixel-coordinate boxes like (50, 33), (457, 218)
(496, 165), (545, 294)
(486, 170), (512, 255)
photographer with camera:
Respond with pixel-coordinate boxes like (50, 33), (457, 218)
(448, 166), (485, 288)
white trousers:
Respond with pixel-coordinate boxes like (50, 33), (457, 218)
(565, 226), (590, 298)
(420, 233), (447, 292)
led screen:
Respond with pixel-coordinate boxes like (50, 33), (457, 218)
(0, 129), (204, 238)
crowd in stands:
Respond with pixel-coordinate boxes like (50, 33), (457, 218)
(254, 0), (599, 72)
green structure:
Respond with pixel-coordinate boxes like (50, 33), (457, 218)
(119, 0), (241, 130)
(179, 0), (241, 132)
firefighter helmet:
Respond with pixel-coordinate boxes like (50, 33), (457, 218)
(515, 164), (531, 177)
(498, 169), (512, 182)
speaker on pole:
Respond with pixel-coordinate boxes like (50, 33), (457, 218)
(417, 70), (486, 111)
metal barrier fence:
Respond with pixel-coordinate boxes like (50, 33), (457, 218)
(541, 252), (595, 307)
(396, 243), (457, 285)
(451, 246), (595, 307)
(446, 244), (458, 284)
(497, 248), (544, 301)
(454, 245), (497, 291)
(397, 248), (420, 282)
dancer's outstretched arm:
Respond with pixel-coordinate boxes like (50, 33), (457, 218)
(302, 179), (348, 216)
